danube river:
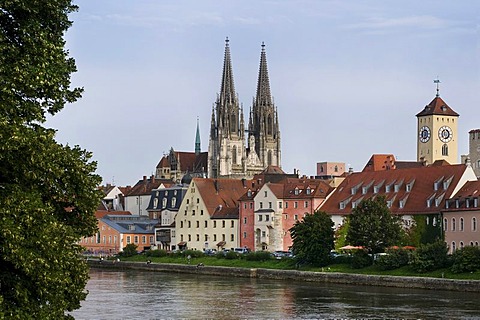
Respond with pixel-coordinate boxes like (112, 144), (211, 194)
(72, 269), (480, 319)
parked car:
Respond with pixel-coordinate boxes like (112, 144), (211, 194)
(272, 251), (293, 259)
(204, 249), (217, 256)
(233, 247), (251, 254)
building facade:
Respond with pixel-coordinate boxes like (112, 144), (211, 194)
(208, 39), (281, 179)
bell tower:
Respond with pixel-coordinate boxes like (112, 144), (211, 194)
(416, 79), (459, 165)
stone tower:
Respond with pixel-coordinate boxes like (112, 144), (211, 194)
(248, 42), (281, 169)
(416, 82), (459, 165)
(208, 38), (246, 178)
(468, 129), (480, 177)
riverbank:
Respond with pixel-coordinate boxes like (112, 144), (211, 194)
(87, 259), (480, 292)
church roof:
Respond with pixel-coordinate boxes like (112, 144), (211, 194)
(416, 96), (459, 117)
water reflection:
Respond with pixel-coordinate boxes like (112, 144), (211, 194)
(72, 269), (480, 319)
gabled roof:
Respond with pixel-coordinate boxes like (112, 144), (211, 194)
(416, 96), (459, 117)
(100, 215), (157, 234)
(363, 154), (424, 172)
(193, 178), (252, 219)
(444, 180), (480, 212)
(156, 151), (208, 173)
(321, 164), (473, 216)
(125, 176), (174, 197)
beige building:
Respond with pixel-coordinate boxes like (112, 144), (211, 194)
(175, 178), (251, 251)
(416, 93), (459, 165)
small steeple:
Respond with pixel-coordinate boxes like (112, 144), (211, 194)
(255, 42), (273, 107)
(195, 117), (201, 155)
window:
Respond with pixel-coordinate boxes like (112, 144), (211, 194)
(134, 236), (139, 243)
(250, 202), (253, 209)
(304, 201), (308, 208)
(201, 210), (204, 215)
(172, 197), (176, 207)
(452, 218), (456, 231)
(196, 221), (199, 228)
(269, 202), (272, 209)
(127, 236), (131, 244)
(149, 236), (153, 243)
(264, 191), (267, 197)
(452, 241), (456, 252)
(142, 236), (146, 244)
(460, 218), (464, 231)
(180, 234), (184, 241)
(294, 201), (298, 209)
(231, 221), (234, 228)
(204, 235), (208, 242)
(259, 215), (263, 222)
(442, 144), (448, 156)
(214, 221), (217, 228)
(222, 221), (225, 228)
(114, 235), (117, 244)
(460, 241), (464, 249)
(294, 214), (298, 221)
(294, 187), (299, 195)
(473, 217), (477, 231)
(180, 221), (184, 228)
(230, 234), (234, 241)
(265, 215), (270, 222)
(162, 198), (167, 208)
(205, 221), (208, 228)
(196, 234), (200, 241)
(279, 202), (282, 209)
(444, 218), (448, 231)
(284, 214), (288, 220)
(261, 231), (266, 238)
(213, 234), (217, 241)
(243, 232), (247, 239)
(188, 234), (191, 241)
(192, 210), (195, 216)
(244, 203), (247, 209)
(197, 198), (199, 203)
(259, 202), (263, 209)
(103, 236), (106, 244)
(285, 202), (288, 208)
(243, 217), (247, 224)
(222, 234), (225, 241)
(188, 221), (191, 228)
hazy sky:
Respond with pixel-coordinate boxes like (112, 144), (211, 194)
(46, 1), (479, 187)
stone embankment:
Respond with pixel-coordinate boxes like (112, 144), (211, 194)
(88, 260), (480, 292)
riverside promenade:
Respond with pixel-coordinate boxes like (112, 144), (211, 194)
(88, 260), (480, 292)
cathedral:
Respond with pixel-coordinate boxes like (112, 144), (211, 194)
(208, 38), (281, 179)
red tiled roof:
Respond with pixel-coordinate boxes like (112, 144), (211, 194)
(156, 151), (208, 173)
(416, 96), (459, 117)
(95, 210), (131, 219)
(193, 178), (253, 219)
(125, 176), (174, 196)
(321, 164), (471, 216)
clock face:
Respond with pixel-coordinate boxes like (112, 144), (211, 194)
(438, 126), (453, 143)
(419, 126), (431, 143)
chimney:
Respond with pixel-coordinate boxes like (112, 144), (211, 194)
(214, 180), (219, 194)
(143, 175), (147, 183)
(348, 167), (353, 174)
(151, 175), (155, 183)
(241, 178), (246, 188)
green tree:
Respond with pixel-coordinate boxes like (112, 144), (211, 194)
(0, 2), (101, 318)
(346, 196), (405, 254)
(290, 210), (334, 266)
(121, 244), (139, 258)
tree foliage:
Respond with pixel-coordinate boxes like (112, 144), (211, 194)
(346, 196), (405, 254)
(290, 210), (334, 266)
(409, 240), (450, 273)
(0, 1), (101, 318)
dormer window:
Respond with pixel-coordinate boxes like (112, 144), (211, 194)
(443, 176), (453, 190)
(406, 179), (415, 192)
(466, 198), (470, 208)
(306, 187), (311, 195)
(426, 194), (436, 208)
(434, 177), (444, 191)
(247, 189), (252, 197)
(294, 187), (299, 196)
(435, 193), (445, 207)
(474, 198), (479, 208)
(394, 180), (403, 193)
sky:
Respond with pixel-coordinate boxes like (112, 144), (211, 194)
(46, 1), (479, 187)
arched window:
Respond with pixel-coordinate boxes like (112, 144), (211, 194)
(452, 218), (456, 231)
(460, 241), (464, 249)
(232, 146), (237, 165)
(460, 217), (464, 231)
(230, 115), (236, 133)
(267, 115), (272, 135)
(473, 217), (477, 231)
(444, 218), (448, 231)
(451, 241), (456, 252)
(442, 144), (448, 156)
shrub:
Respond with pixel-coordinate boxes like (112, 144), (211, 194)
(224, 251), (239, 260)
(184, 250), (204, 258)
(119, 244), (138, 257)
(451, 246), (480, 274)
(409, 240), (450, 273)
(145, 249), (168, 258)
(376, 249), (410, 270)
(350, 250), (373, 269)
(245, 251), (272, 261)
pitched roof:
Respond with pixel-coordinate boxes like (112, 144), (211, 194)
(363, 154), (423, 172)
(125, 176), (174, 197)
(416, 96), (459, 117)
(321, 164), (471, 216)
(100, 215), (157, 234)
(156, 151), (208, 173)
(445, 180), (480, 212)
(193, 178), (252, 219)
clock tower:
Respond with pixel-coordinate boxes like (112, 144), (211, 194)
(416, 81), (459, 165)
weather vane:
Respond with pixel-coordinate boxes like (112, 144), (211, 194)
(434, 77), (441, 97)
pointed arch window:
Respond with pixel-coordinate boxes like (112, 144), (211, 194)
(230, 115), (236, 133)
(267, 115), (273, 135)
(232, 146), (237, 165)
(442, 144), (448, 156)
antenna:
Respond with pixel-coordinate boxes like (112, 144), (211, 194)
(434, 77), (441, 97)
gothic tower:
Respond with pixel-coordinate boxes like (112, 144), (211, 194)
(208, 38), (246, 178)
(416, 81), (459, 165)
(248, 42), (281, 168)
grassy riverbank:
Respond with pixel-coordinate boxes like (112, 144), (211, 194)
(109, 254), (480, 281)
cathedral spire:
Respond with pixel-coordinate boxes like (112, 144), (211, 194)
(219, 37), (237, 106)
(195, 117), (201, 155)
(255, 42), (273, 107)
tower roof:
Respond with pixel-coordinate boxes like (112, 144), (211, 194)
(219, 37), (237, 105)
(255, 42), (273, 107)
(416, 96), (459, 117)
(195, 118), (201, 155)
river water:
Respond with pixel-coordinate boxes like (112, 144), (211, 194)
(72, 269), (480, 319)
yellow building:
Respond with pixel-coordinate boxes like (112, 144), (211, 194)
(416, 90), (459, 165)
